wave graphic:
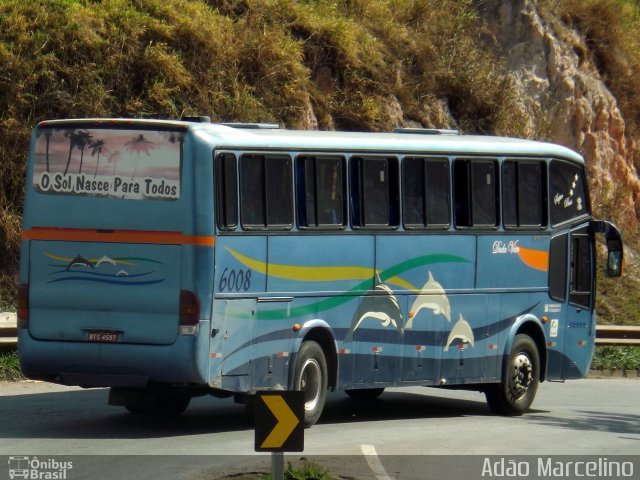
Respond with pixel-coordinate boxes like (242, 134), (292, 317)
(47, 269), (153, 279)
(44, 251), (166, 286)
(47, 276), (165, 286)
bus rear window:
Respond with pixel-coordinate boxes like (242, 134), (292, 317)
(32, 128), (182, 200)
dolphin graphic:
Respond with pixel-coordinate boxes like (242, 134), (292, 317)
(344, 276), (403, 342)
(405, 271), (451, 329)
(65, 255), (94, 271)
(116, 270), (129, 277)
(95, 255), (117, 267)
(444, 314), (475, 351)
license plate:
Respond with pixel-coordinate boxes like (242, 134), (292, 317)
(86, 331), (121, 343)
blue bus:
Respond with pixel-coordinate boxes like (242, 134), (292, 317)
(18, 118), (623, 426)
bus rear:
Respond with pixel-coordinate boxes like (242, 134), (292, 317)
(18, 120), (213, 402)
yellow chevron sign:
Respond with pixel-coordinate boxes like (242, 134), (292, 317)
(254, 391), (304, 452)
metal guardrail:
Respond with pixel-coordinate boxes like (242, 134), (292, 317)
(594, 325), (640, 346)
(1, 313), (639, 350)
(0, 312), (18, 350)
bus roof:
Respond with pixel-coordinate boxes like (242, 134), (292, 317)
(37, 118), (585, 164)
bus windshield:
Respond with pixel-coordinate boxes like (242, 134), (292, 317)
(33, 127), (182, 201)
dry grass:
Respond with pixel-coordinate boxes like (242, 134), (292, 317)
(552, 1), (640, 141)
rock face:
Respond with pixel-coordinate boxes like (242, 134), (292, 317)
(479, 0), (640, 225)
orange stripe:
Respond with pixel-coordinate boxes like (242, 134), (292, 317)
(518, 246), (549, 272)
(21, 228), (214, 246)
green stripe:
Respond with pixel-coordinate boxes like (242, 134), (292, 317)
(229, 254), (469, 320)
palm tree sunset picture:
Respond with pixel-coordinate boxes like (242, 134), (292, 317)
(32, 127), (182, 200)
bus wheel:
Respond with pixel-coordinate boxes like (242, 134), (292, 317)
(345, 388), (385, 400)
(122, 391), (191, 416)
(293, 341), (328, 427)
(485, 334), (540, 416)
(154, 392), (191, 416)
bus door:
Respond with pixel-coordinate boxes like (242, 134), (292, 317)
(564, 224), (595, 378)
(547, 224), (594, 379)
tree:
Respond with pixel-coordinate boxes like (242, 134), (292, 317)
(89, 139), (109, 178)
(125, 134), (154, 179)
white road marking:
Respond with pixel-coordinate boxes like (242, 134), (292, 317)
(361, 444), (394, 480)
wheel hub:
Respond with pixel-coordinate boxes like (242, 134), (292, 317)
(510, 353), (533, 399)
(299, 358), (321, 411)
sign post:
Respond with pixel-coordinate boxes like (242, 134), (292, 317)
(254, 391), (304, 480)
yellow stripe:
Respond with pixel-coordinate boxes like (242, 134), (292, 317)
(225, 247), (417, 291)
(226, 247), (372, 280)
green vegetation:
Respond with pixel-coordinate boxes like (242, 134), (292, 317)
(0, 352), (24, 381)
(213, 461), (335, 480)
(0, 0), (639, 325)
(280, 461), (334, 480)
(591, 346), (640, 372)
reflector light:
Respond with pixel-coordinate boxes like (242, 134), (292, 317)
(17, 283), (29, 328)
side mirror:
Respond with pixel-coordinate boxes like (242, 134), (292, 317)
(606, 237), (623, 277)
(590, 220), (623, 278)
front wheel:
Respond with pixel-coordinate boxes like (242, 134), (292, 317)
(292, 341), (328, 427)
(485, 334), (540, 416)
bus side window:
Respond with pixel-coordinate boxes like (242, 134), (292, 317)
(402, 157), (450, 229)
(215, 153), (238, 230)
(550, 160), (589, 226)
(350, 156), (400, 228)
(454, 159), (499, 228)
(549, 234), (568, 302)
(240, 154), (293, 230)
(502, 160), (546, 228)
(570, 229), (592, 309)
(297, 155), (345, 228)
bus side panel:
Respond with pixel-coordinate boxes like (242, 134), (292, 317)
(376, 235), (477, 384)
(266, 235), (375, 295)
(268, 235), (376, 388)
(250, 304), (295, 390)
(209, 298), (256, 391)
(477, 235), (551, 382)
(476, 235), (550, 290)
(210, 235), (267, 390)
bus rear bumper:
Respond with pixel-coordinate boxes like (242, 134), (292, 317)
(17, 329), (207, 388)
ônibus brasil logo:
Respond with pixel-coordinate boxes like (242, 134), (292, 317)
(8, 456), (73, 479)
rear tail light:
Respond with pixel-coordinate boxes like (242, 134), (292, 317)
(179, 289), (200, 335)
(17, 283), (29, 328)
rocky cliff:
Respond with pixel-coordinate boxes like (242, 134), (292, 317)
(481, 0), (640, 227)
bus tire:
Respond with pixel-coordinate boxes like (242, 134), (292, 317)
(345, 388), (385, 400)
(485, 334), (540, 416)
(154, 392), (191, 416)
(123, 391), (191, 416)
(293, 341), (328, 427)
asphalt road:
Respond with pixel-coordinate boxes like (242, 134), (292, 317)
(1, 378), (638, 479)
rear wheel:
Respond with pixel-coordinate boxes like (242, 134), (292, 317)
(485, 334), (540, 415)
(345, 388), (385, 400)
(153, 392), (191, 416)
(292, 341), (328, 427)
(111, 387), (191, 416)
